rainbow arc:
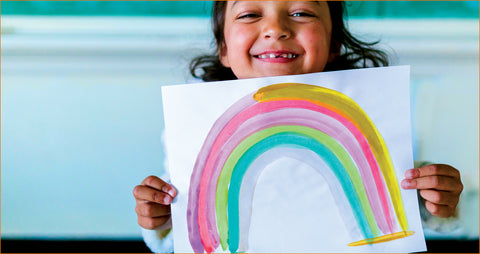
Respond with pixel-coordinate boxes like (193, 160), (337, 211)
(187, 83), (413, 253)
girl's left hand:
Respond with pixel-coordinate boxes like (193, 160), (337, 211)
(401, 164), (463, 218)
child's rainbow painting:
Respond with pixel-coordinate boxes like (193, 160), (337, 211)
(162, 66), (426, 253)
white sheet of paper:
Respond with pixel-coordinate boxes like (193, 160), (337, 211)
(162, 66), (426, 253)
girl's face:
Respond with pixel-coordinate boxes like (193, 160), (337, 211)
(220, 1), (333, 79)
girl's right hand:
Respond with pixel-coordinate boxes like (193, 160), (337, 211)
(133, 175), (177, 230)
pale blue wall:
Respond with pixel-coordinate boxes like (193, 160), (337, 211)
(1, 78), (165, 238)
(1, 13), (478, 241)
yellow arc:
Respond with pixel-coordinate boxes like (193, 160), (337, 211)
(348, 231), (415, 246)
(254, 83), (409, 233)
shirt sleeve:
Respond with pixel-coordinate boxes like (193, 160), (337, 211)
(141, 129), (175, 253)
(140, 169), (175, 253)
(141, 221), (174, 253)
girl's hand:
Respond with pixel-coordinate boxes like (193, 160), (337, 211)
(401, 164), (463, 218)
(133, 175), (177, 230)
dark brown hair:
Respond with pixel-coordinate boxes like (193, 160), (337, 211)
(190, 1), (389, 81)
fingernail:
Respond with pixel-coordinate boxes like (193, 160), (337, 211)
(164, 195), (172, 204)
(162, 185), (176, 197)
(401, 179), (416, 189)
(167, 188), (176, 197)
(405, 168), (419, 179)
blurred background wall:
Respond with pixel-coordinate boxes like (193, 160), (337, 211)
(1, 1), (478, 252)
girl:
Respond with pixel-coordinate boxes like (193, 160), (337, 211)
(133, 1), (463, 252)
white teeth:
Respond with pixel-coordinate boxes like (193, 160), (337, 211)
(257, 53), (297, 59)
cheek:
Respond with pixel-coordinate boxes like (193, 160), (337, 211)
(225, 26), (254, 57)
(306, 28), (330, 55)
(300, 27), (331, 70)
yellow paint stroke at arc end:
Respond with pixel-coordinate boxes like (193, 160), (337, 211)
(348, 231), (415, 246)
(254, 83), (409, 232)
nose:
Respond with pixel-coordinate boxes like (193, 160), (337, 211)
(262, 16), (292, 40)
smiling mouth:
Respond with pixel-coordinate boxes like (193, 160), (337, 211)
(254, 53), (299, 59)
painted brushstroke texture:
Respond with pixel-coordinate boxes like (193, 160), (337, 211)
(187, 83), (409, 253)
(198, 100), (397, 251)
(187, 93), (256, 253)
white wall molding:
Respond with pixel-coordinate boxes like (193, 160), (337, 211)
(2, 16), (478, 57)
(2, 16), (478, 81)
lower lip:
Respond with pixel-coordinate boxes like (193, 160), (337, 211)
(255, 56), (299, 63)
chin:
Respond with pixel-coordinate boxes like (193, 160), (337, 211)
(236, 70), (299, 79)
(260, 70), (299, 78)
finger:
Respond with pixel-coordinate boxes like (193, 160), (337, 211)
(419, 189), (460, 207)
(401, 175), (463, 192)
(141, 175), (177, 197)
(138, 215), (171, 230)
(405, 164), (461, 180)
(133, 185), (173, 205)
(425, 201), (456, 218)
(136, 201), (171, 217)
